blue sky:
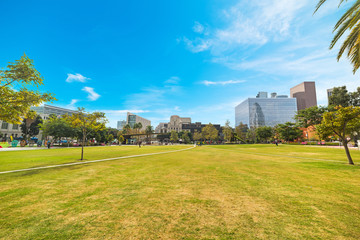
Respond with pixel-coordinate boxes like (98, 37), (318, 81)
(1, 0), (359, 127)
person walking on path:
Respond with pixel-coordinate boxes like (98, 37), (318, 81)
(47, 141), (51, 149)
(138, 141), (142, 148)
(275, 139), (278, 146)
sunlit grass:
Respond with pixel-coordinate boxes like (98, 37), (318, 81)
(1, 145), (359, 239)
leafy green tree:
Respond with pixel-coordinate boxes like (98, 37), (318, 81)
(256, 126), (273, 143)
(315, 1), (360, 73)
(170, 131), (179, 143)
(183, 132), (191, 144)
(329, 86), (351, 107)
(319, 106), (360, 165)
(64, 108), (107, 160)
(40, 115), (75, 142)
(21, 113), (43, 141)
(106, 134), (114, 144)
(235, 122), (248, 142)
(145, 125), (154, 143)
(246, 127), (257, 143)
(222, 120), (233, 143)
(202, 123), (219, 141)
(118, 134), (125, 145)
(295, 106), (328, 128)
(193, 130), (202, 141)
(0, 54), (55, 123)
(275, 122), (302, 142)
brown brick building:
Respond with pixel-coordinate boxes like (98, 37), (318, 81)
(290, 82), (317, 111)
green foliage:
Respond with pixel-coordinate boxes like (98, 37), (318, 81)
(20, 112), (43, 140)
(255, 126), (273, 143)
(183, 132), (191, 144)
(64, 107), (107, 160)
(222, 120), (233, 143)
(170, 131), (179, 142)
(275, 122), (302, 142)
(202, 123), (218, 141)
(235, 122), (248, 142)
(193, 130), (202, 141)
(295, 106), (328, 128)
(0, 54), (56, 123)
(40, 115), (74, 140)
(118, 134), (125, 144)
(318, 106), (360, 164)
(315, 1), (360, 73)
(246, 127), (257, 143)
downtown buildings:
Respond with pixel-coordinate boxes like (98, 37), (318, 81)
(235, 82), (317, 128)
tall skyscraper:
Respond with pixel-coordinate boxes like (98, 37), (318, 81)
(290, 82), (317, 111)
(235, 92), (297, 127)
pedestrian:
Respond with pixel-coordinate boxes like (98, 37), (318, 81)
(138, 141), (142, 148)
(47, 140), (51, 149)
(275, 139), (278, 146)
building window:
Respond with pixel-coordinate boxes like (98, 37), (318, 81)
(12, 124), (19, 130)
(1, 122), (9, 130)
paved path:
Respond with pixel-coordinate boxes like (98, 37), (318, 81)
(0, 146), (196, 175)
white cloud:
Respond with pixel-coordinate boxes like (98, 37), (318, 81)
(66, 73), (90, 83)
(82, 87), (100, 101)
(193, 21), (205, 34)
(201, 80), (246, 86)
(66, 99), (79, 109)
(165, 76), (180, 84)
(182, 0), (309, 54)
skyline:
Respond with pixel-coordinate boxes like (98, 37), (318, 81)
(1, 0), (359, 128)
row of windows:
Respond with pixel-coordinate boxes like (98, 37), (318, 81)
(1, 122), (19, 130)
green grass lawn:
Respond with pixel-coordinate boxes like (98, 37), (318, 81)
(1, 144), (360, 239)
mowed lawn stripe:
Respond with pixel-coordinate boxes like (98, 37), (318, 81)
(0, 146), (195, 175)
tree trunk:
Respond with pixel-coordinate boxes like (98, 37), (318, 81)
(81, 128), (86, 160)
(343, 139), (354, 165)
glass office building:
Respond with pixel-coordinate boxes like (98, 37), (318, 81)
(235, 93), (297, 127)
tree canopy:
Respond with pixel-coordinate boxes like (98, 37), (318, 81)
(0, 54), (55, 123)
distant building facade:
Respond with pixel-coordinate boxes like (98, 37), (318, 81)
(117, 120), (126, 130)
(155, 115), (191, 133)
(126, 112), (151, 131)
(290, 82), (317, 111)
(182, 122), (222, 134)
(235, 92), (297, 127)
(327, 88), (333, 105)
(0, 104), (78, 141)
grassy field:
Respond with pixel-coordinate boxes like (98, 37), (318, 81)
(1, 144), (360, 239)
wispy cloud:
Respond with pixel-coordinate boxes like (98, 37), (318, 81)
(66, 73), (90, 83)
(66, 99), (79, 109)
(193, 21), (205, 34)
(165, 76), (180, 84)
(201, 80), (246, 86)
(82, 87), (100, 101)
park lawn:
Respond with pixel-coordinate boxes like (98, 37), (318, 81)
(0, 145), (360, 239)
(0, 145), (189, 172)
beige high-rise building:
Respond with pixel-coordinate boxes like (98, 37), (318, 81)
(290, 82), (317, 111)
(155, 115), (191, 133)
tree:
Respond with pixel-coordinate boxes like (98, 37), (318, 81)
(20, 113), (43, 141)
(40, 115), (75, 142)
(222, 120), (233, 143)
(118, 134), (125, 145)
(235, 122), (248, 143)
(122, 124), (131, 135)
(170, 131), (179, 143)
(275, 122), (303, 142)
(0, 54), (55, 123)
(183, 132), (191, 144)
(329, 86), (351, 107)
(193, 130), (202, 141)
(106, 134), (114, 144)
(145, 125), (154, 143)
(64, 108), (107, 160)
(202, 123), (218, 141)
(246, 127), (257, 143)
(295, 106), (328, 128)
(319, 106), (360, 165)
(256, 126), (273, 143)
(315, 1), (360, 73)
